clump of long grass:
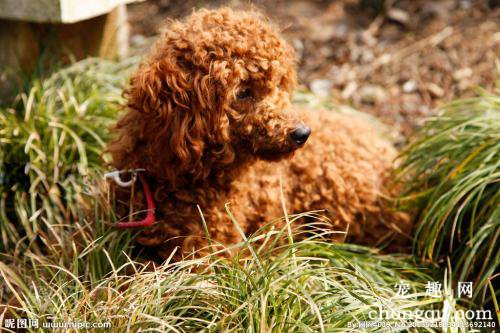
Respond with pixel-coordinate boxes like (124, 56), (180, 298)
(397, 89), (500, 305)
(0, 58), (137, 258)
(2, 208), (461, 332)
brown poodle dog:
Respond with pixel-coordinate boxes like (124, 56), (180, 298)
(107, 8), (411, 259)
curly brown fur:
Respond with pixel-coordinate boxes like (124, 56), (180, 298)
(106, 8), (411, 259)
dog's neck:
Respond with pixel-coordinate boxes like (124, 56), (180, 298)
(148, 157), (254, 205)
(110, 129), (258, 207)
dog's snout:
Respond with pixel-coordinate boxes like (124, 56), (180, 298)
(290, 125), (311, 145)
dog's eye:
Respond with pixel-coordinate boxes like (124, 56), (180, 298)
(237, 88), (253, 100)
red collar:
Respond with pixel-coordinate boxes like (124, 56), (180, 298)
(114, 173), (156, 228)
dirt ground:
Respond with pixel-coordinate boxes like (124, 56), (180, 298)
(128, 0), (499, 137)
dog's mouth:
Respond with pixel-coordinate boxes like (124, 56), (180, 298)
(253, 138), (305, 161)
(238, 124), (310, 162)
(256, 147), (296, 161)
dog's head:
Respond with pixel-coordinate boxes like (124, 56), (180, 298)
(109, 8), (310, 186)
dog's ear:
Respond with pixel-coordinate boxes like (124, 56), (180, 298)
(117, 54), (234, 187)
(125, 55), (190, 115)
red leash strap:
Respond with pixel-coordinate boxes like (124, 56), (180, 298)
(116, 173), (155, 228)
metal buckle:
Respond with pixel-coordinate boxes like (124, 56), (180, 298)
(104, 169), (145, 187)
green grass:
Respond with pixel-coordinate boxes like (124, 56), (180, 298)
(0, 58), (136, 257)
(0, 57), (494, 332)
(397, 89), (500, 306)
(1, 209), (460, 332)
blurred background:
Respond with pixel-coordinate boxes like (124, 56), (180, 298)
(1, 0), (499, 137)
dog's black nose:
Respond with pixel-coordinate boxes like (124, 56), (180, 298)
(290, 125), (311, 145)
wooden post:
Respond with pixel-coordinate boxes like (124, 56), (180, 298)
(0, 0), (137, 102)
